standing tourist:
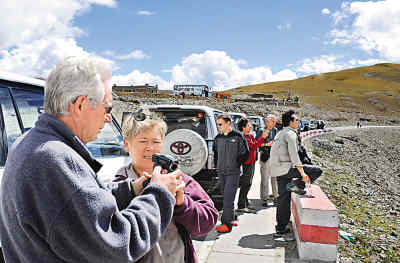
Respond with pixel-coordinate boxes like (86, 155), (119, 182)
(237, 117), (268, 213)
(213, 114), (249, 233)
(114, 113), (218, 263)
(257, 114), (279, 207)
(0, 56), (182, 262)
(269, 110), (323, 238)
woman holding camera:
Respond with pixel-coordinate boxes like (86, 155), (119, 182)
(114, 115), (218, 263)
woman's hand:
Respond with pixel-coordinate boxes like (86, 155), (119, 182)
(150, 166), (182, 196)
(175, 181), (186, 206)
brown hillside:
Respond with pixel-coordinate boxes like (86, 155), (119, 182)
(233, 63), (400, 117)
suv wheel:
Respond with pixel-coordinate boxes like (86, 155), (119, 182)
(162, 129), (208, 176)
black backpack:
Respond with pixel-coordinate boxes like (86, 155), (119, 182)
(298, 144), (312, 165)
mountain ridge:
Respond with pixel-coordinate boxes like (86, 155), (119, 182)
(232, 63), (400, 117)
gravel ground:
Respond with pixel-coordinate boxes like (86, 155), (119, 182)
(309, 128), (400, 263)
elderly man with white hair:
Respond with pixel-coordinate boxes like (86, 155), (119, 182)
(0, 56), (182, 263)
(256, 114), (278, 207)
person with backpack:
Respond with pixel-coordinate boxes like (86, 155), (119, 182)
(213, 114), (249, 233)
(269, 110), (323, 239)
(237, 117), (269, 213)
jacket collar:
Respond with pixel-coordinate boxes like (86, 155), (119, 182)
(36, 113), (103, 173)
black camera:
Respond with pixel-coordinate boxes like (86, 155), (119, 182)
(152, 153), (179, 173)
(142, 154), (179, 189)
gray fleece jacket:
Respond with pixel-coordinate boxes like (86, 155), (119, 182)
(0, 113), (176, 263)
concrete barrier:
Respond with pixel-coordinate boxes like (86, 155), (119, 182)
(291, 185), (338, 262)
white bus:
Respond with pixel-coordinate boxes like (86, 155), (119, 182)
(173, 84), (211, 97)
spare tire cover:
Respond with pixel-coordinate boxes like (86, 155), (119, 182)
(162, 129), (208, 176)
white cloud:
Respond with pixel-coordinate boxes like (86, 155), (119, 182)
(112, 70), (172, 90)
(137, 10), (156, 16)
(0, 37), (114, 78)
(0, 0), (116, 77)
(322, 8), (331, 15)
(295, 55), (385, 76)
(88, 0), (117, 8)
(296, 55), (346, 75)
(170, 50), (297, 91)
(329, 0), (400, 60)
(277, 22), (292, 31)
(105, 50), (151, 60)
(112, 50), (297, 91)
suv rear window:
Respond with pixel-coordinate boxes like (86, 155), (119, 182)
(123, 109), (208, 139)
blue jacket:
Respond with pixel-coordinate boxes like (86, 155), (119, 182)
(0, 114), (176, 263)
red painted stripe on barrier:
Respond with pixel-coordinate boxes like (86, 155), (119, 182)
(293, 201), (338, 244)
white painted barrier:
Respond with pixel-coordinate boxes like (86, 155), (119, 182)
(291, 185), (338, 262)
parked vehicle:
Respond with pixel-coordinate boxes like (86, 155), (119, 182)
(248, 115), (265, 134)
(227, 111), (247, 130)
(309, 120), (325, 130)
(131, 105), (224, 206)
(298, 119), (310, 132)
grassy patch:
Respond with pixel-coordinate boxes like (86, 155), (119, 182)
(318, 169), (400, 263)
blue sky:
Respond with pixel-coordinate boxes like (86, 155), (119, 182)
(0, 0), (399, 90)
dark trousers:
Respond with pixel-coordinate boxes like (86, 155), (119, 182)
(218, 172), (240, 229)
(275, 164), (323, 232)
(238, 164), (255, 209)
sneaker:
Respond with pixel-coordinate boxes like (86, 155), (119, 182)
(247, 205), (257, 210)
(232, 220), (239, 227)
(237, 207), (256, 213)
(216, 224), (231, 233)
(273, 227), (291, 238)
(286, 183), (306, 195)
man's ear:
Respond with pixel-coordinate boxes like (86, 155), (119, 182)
(70, 95), (86, 114)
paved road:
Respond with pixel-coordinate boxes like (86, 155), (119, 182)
(193, 160), (286, 263)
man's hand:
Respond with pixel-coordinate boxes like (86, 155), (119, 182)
(262, 130), (269, 138)
(302, 173), (310, 183)
(131, 172), (152, 195)
(150, 166), (182, 196)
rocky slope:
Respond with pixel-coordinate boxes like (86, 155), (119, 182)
(310, 128), (400, 263)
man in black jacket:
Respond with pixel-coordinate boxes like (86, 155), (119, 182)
(213, 114), (249, 233)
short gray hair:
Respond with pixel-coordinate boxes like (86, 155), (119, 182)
(265, 114), (277, 121)
(122, 116), (168, 141)
(45, 56), (112, 116)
